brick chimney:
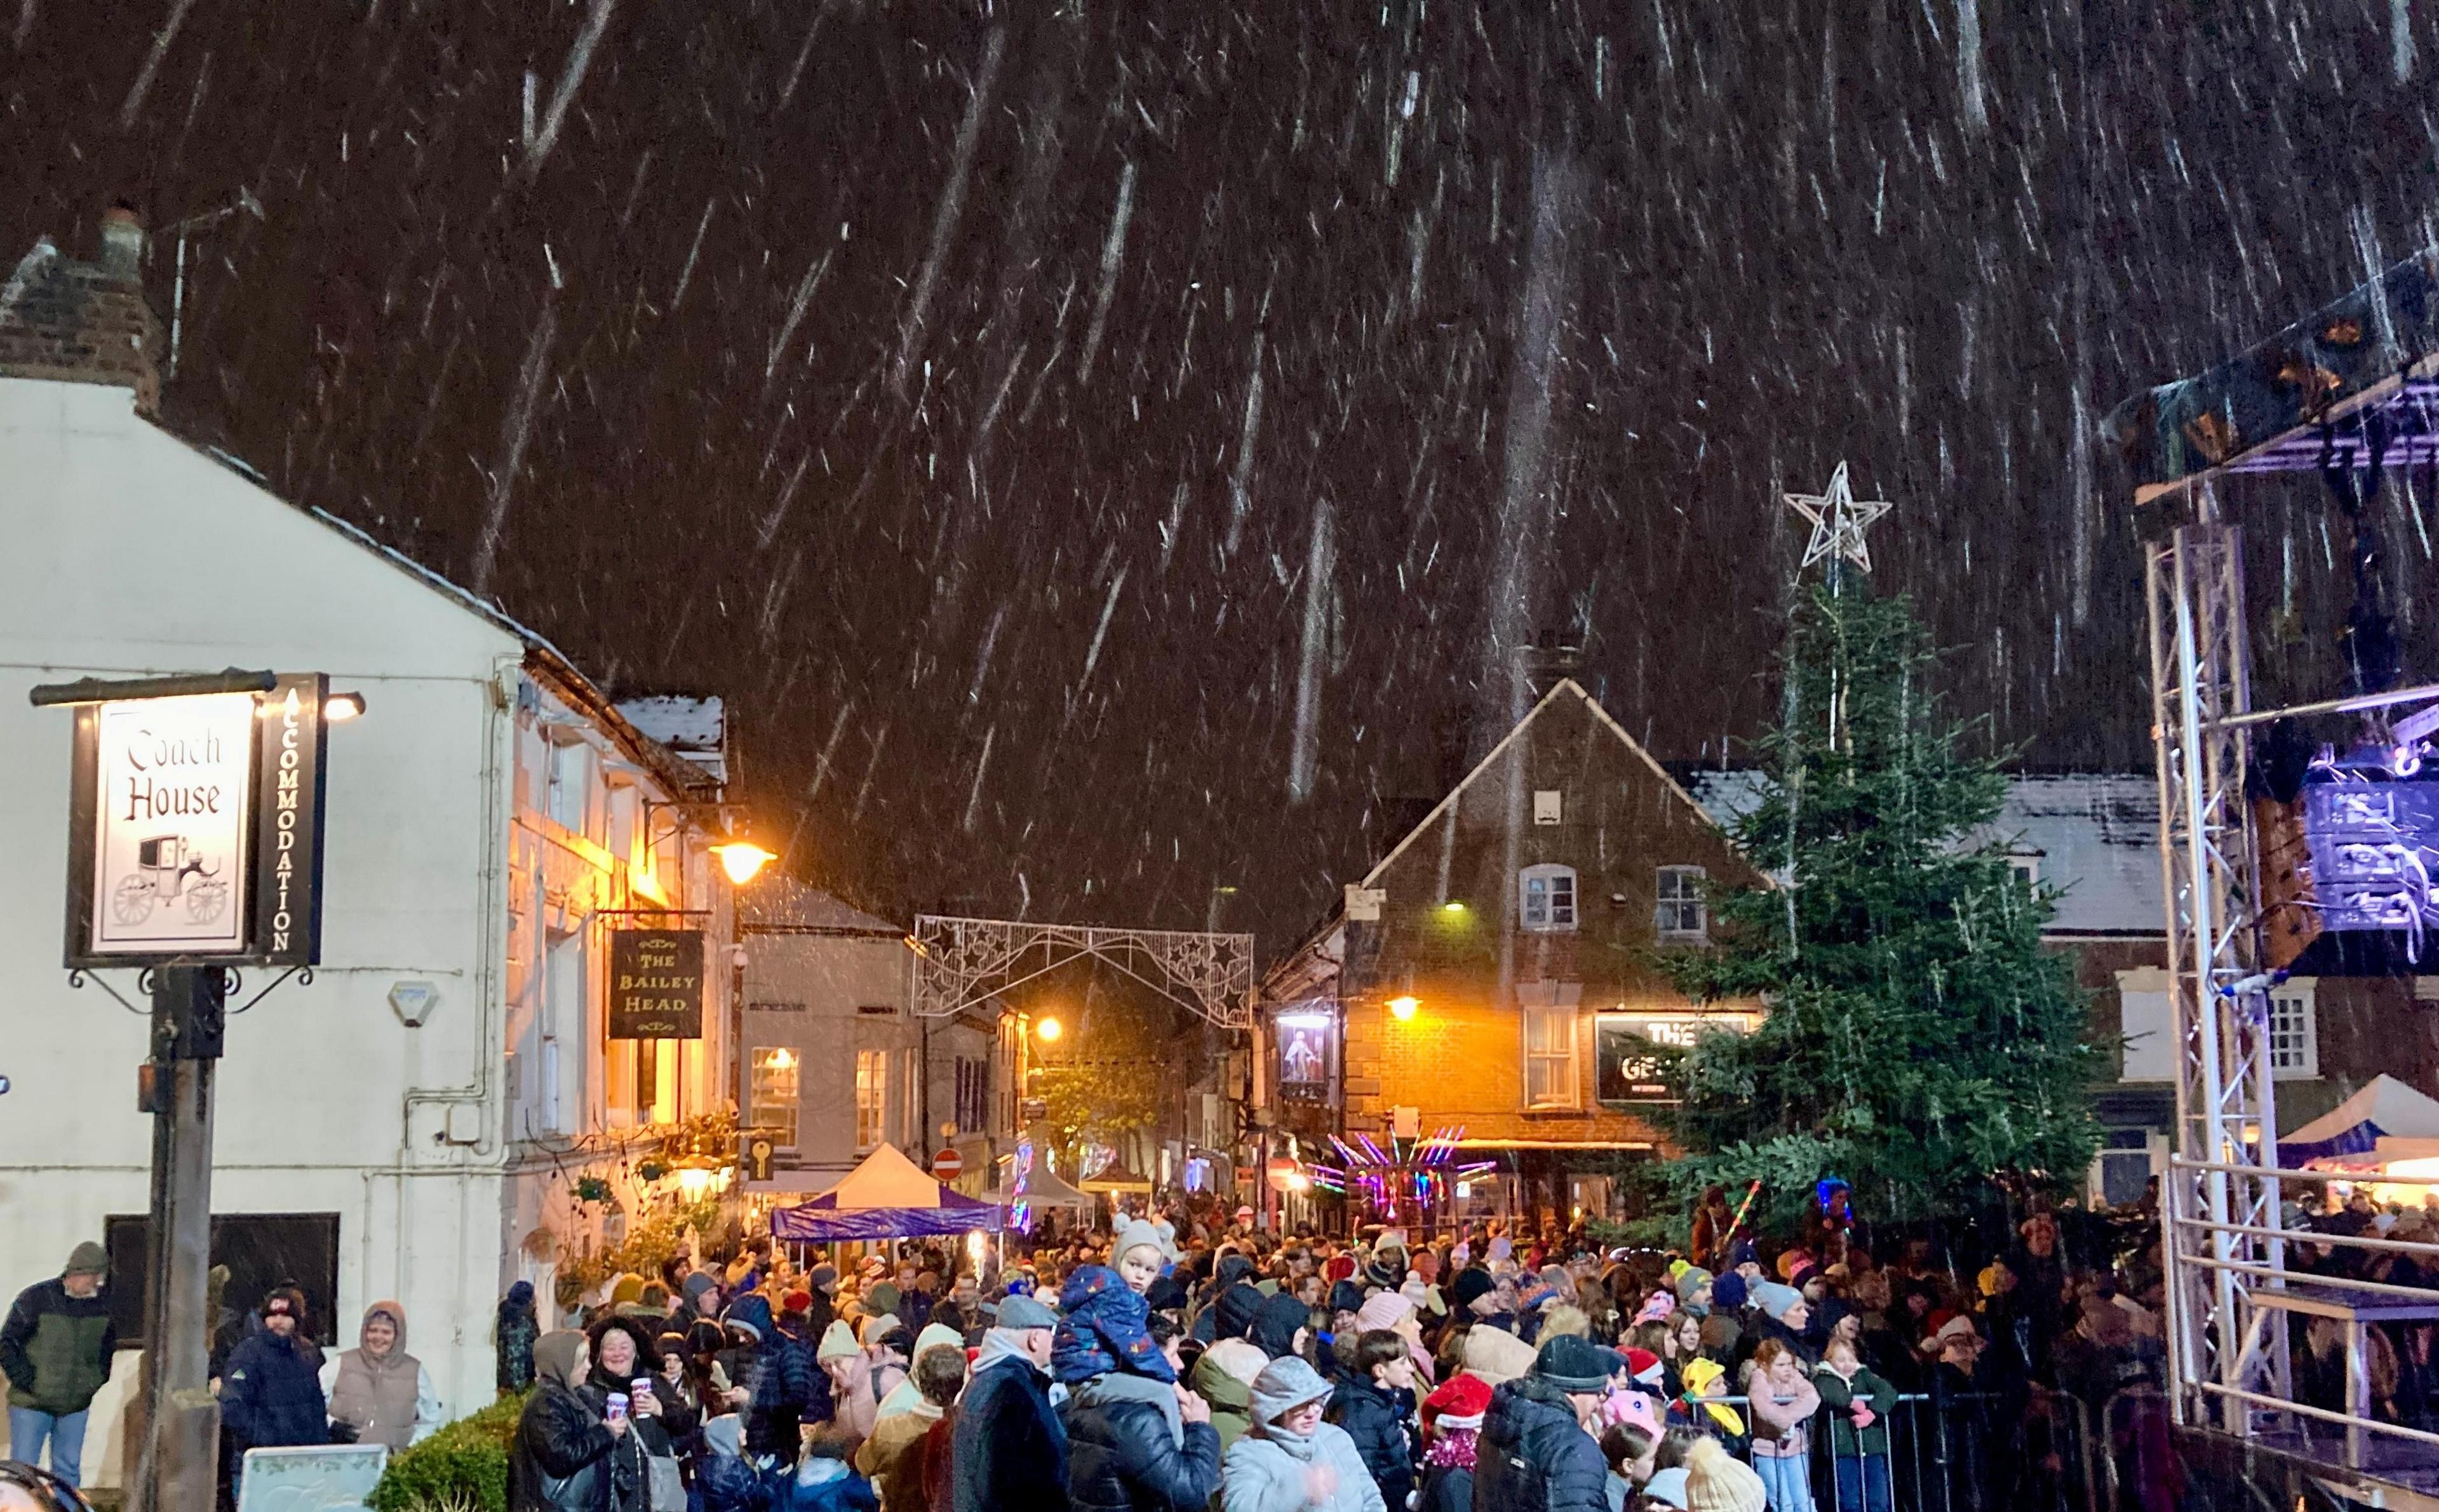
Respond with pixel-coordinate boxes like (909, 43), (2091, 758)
(0, 204), (163, 413)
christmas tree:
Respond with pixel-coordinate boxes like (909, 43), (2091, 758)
(1662, 579), (2100, 1222)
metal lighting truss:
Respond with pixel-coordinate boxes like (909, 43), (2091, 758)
(910, 914), (1254, 1028)
(2147, 519), (2291, 1436)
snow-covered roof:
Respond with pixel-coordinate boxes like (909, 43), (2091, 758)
(1984, 776), (2162, 936)
(615, 694), (727, 784)
(739, 873), (901, 935)
(1686, 770), (2163, 937)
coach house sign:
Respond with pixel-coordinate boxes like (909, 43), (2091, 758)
(64, 675), (330, 969)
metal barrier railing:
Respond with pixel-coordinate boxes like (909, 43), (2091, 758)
(1675, 1386), (2105, 1512)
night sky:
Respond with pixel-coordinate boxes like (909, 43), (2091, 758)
(14, 1), (2439, 951)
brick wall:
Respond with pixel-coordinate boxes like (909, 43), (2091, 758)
(1337, 686), (1764, 1149)
(0, 220), (162, 413)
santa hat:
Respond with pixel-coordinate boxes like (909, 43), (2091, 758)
(1921, 1311), (1977, 1351)
(1623, 1348), (1665, 1388)
(1423, 1371), (1493, 1432)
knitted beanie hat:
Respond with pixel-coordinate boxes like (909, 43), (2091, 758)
(1685, 1437), (1768, 1512)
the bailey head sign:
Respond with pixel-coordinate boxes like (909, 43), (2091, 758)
(610, 928), (704, 1039)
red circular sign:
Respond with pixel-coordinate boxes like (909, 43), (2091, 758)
(931, 1149), (964, 1181)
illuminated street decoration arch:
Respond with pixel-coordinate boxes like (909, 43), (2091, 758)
(911, 914), (1254, 1028)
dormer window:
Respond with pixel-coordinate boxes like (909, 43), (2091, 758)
(1520, 864), (1578, 932)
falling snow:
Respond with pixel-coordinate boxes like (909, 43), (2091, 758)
(13, 3), (2439, 942)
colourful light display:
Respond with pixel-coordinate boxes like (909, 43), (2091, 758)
(1305, 1124), (1496, 1221)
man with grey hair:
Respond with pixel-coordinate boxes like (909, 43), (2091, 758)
(950, 1294), (1068, 1512)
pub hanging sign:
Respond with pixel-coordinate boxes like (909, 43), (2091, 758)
(610, 928), (705, 1040)
(62, 674), (330, 970)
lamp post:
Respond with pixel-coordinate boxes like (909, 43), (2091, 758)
(29, 669), (357, 1512)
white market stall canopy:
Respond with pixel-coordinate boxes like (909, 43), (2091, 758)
(984, 1156), (1096, 1211)
(769, 1142), (1002, 1240)
(2285, 1075), (2439, 1163)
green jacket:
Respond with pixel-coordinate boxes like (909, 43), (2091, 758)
(1811, 1359), (1899, 1457)
(1, 1279), (118, 1415)
(1190, 1351), (1254, 1457)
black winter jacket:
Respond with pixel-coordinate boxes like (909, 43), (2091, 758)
(574, 1374), (680, 1512)
(218, 1330), (328, 1450)
(1472, 1377), (1610, 1512)
(951, 1356), (1069, 1512)
(1418, 1460), (1474, 1512)
(1061, 1388), (1221, 1512)
(511, 1381), (617, 1512)
(749, 1327), (823, 1457)
(1327, 1375), (1416, 1512)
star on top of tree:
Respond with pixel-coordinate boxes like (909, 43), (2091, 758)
(1785, 462), (1893, 575)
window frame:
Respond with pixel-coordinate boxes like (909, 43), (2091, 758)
(855, 1048), (890, 1151)
(1519, 863), (1579, 933)
(2266, 980), (2319, 1080)
(749, 1047), (801, 1149)
(1518, 982), (1583, 1111)
(1654, 866), (1708, 941)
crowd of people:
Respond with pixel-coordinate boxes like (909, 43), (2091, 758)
(39, 1174), (2423, 1512)
(466, 1188), (2186, 1512)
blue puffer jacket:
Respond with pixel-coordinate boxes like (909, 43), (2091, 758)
(1472, 1377), (1611, 1512)
(219, 1330), (329, 1450)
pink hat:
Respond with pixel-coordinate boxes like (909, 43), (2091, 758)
(1356, 1291), (1416, 1332)
(1600, 1388), (1664, 1438)
(1633, 1290), (1676, 1325)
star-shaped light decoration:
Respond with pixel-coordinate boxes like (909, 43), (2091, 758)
(1785, 462), (1893, 574)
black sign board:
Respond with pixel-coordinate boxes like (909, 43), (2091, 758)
(610, 928), (705, 1039)
(253, 673), (330, 966)
(739, 1131), (780, 1184)
(1596, 1013), (1754, 1104)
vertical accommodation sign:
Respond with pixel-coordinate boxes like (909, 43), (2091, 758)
(252, 674), (330, 965)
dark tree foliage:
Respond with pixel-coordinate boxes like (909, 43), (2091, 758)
(1661, 582), (2100, 1222)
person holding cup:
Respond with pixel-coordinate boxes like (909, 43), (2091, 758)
(573, 1316), (689, 1512)
(511, 1331), (622, 1512)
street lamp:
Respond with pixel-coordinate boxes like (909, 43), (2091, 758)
(1035, 1015), (1063, 1043)
(1388, 995), (1420, 1021)
(711, 840), (776, 886)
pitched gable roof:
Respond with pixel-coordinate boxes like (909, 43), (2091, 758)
(1264, 679), (1734, 987)
(1357, 677), (1730, 888)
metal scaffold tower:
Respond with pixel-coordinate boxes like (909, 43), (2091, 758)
(2115, 240), (2439, 1475)
(2144, 516), (2290, 1434)
(910, 914), (1254, 1028)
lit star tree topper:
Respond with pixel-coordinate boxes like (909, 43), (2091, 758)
(1784, 461), (1893, 586)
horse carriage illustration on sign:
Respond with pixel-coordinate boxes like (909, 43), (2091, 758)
(112, 834), (230, 926)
